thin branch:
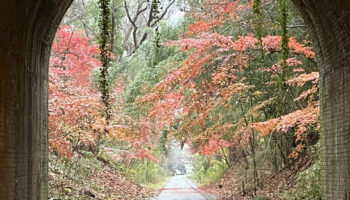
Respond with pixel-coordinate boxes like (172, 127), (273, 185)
(124, 0), (148, 49)
(150, 0), (175, 27)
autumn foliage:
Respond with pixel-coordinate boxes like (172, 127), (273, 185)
(49, 26), (159, 161)
(136, 0), (319, 160)
(48, 0), (321, 199)
(49, 0), (319, 181)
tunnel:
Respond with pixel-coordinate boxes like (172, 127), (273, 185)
(0, 0), (349, 199)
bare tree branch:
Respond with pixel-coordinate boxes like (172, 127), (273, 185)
(123, 0), (176, 56)
(151, 0), (175, 27)
(124, 0), (148, 49)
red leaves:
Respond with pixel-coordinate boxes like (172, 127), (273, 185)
(147, 92), (185, 131)
(262, 35), (282, 53)
(223, 2), (239, 14)
(186, 21), (212, 37)
(50, 25), (101, 86)
(198, 135), (230, 156)
(232, 35), (258, 51)
(184, 0), (250, 37)
(134, 148), (159, 162)
(261, 35), (316, 58)
(136, 1), (319, 162)
(49, 26), (105, 158)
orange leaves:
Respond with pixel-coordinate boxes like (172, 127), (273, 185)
(288, 37), (316, 59)
(107, 125), (134, 141)
(223, 2), (239, 14)
(211, 66), (237, 86)
(276, 106), (319, 135)
(252, 105), (320, 155)
(261, 35), (316, 59)
(50, 140), (73, 158)
(294, 87), (318, 101)
(287, 72), (319, 87)
(289, 143), (304, 159)
(251, 119), (279, 137)
(186, 21), (212, 37)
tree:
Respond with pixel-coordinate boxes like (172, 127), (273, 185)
(49, 25), (103, 157)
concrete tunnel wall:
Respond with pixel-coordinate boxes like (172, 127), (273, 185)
(0, 1), (72, 199)
(0, 0), (350, 199)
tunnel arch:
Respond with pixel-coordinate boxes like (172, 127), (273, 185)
(0, 1), (72, 199)
(0, 0), (349, 199)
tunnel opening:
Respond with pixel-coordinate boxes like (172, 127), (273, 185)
(47, 0), (321, 199)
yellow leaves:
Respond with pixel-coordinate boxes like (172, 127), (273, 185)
(107, 125), (134, 140)
(253, 91), (263, 96)
(92, 118), (107, 133)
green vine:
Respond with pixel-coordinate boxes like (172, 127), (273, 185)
(98, 0), (112, 121)
(253, 0), (264, 61)
(276, 0), (289, 117)
(278, 0), (289, 70)
(152, 0), (161, 53)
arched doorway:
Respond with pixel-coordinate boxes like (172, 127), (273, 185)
(0, 0), (349, 199)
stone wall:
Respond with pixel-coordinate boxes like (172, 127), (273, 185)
(292, 0), (350, 199)
(0, 0), (71, 199)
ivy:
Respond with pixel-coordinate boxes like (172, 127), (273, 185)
(275, 0), (289, 117)
(278, 0), (289, 70)
(98, 0), (112, 121)
(253, 0), (264, 61)
(152, 0), (161, 56)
